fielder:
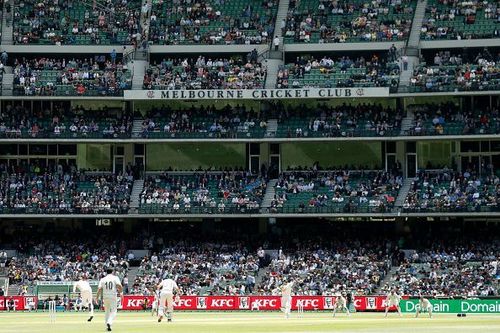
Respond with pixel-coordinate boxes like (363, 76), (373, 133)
(280, 279), (294, 319)
(385, 290), (402, 317)
(157, 276), (180, 323)
(415, 296), (433, 318)
(73, 276), (94, 322)
(96, 268), (123, 332)
(332, 294), (350, 317)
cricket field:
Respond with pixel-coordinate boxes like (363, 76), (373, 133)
(0, 311), (499, 333)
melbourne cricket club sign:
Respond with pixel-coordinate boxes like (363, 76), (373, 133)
(125, 87), (390, 100)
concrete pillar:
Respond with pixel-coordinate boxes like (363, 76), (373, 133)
(258, 218), (268, 234)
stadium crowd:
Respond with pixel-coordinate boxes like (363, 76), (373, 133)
(143, 53), (266, 90)
(410, 50), (500, 92)
(136, 104), (268, 138)
(276, 54), (400, 90)
(260, 242), (391, 295)
(402, 169), (500, 212)
(270, 169), (402, 213)
(13, 57), (132, 96)
(421, 0), (500, 40)
(384, 242), (499, 297)
(0, 103), (132, 139)
(13, 0), (143, 45)
(0, 166), (133, 214)
(273, 102), (403, 137)
(132, 241), (259, 295)
(139, 171), (266, 214)
(149, 0), (278, 45)
(407, 101), (499, 136)
(283, 0), (415, 43)
(3, 224), (499, 298)
(7, 235), (130, 285)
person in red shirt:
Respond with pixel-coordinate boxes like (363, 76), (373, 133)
(76, 84), (86, 95)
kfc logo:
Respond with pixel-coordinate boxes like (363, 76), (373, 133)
(366, 297), (377, 310)
(196, 297), (207, 309)
(210, 299), (234, 307)
(147, 91), (155, 98)
(355, 88), (365, 96)
(323, 297), (335, 309)
(296, 299), (319, 308)
(174, 298), (192, 307)
(239, 297), (249, 309)
(126, 299), (143, 308)
(251, 299), (277, 308)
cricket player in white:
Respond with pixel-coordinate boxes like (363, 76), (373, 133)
(96, 268), (123, 332)
(415, 296), (433, 318)
(73, 276), (94, 322)
(332, 294), (350, 317)
(157, 277), (180, 322)
(280, 280), (294, 319)
(385, 290), (402, 317)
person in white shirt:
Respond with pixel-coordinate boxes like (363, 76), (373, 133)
(96, 268), (123, 332)
(73, 276), (94, 321)
(280, 280), (294, 319)
(157, 277), (180, 323)
(385, 290), (402, 317)
(415, 296), (433, 318)
(273, 36), (280, 51)
(332, 294), (350, 317)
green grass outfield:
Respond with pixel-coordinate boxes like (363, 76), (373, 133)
(0, 311), (499, 333)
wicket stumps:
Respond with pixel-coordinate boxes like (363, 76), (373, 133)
(48, 301), (56, 323)
(297, 303), (304, 317)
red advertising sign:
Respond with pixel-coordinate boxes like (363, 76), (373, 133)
(102, 295), (406, 312)
(0, 296), (38, 311)
(247, 296), (280, 310)
(354, 296), (407, 311)
(292, 296), (324, 310)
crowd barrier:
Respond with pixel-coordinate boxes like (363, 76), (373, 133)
(3, 296), (500, 313)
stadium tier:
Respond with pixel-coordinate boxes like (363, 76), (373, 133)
(2, 222), (498, 298)
(0, 1), (500, 326)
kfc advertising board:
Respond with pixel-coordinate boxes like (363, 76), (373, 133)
(118, 295), (404, 311)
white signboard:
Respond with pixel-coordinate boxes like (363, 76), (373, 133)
(124, 87), (390, 100)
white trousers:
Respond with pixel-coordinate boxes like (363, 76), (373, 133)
(103, 297), (118, 325)
(81, 291), (94, 316)
(281, 295), (292, 314)
(158, 293), (174, 316)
